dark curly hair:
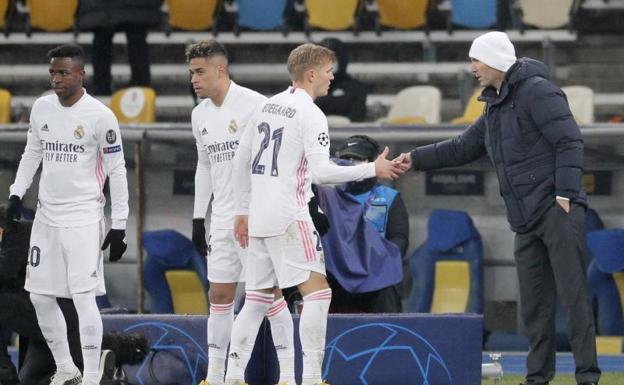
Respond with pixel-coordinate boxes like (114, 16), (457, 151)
(185, 39), (228, 62)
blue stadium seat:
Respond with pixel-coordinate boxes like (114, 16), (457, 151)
(235, 0), (289, 34)
(142, 230), (208, 314)
(587, 228), (624, 353)
(407, 209), (483, 314)
(448, 0), (497, 31)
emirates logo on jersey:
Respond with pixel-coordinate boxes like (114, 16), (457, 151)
(228, 119), (238, 134)
(74, 125), (84, 139)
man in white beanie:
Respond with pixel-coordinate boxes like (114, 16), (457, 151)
(394, 31), (601, 385)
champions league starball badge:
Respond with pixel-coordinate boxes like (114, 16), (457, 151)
(318, 132), (329, 146)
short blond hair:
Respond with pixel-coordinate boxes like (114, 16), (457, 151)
(287, 43), (336, 82)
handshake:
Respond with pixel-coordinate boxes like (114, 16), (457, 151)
(373, 147), (414, 180)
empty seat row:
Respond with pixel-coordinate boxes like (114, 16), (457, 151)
(0, 0), (580, 37)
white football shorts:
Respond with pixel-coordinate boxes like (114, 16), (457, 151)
(207, 228), (246, 283)
(245, 220), (326, 290)
(25, 218), (106, 297)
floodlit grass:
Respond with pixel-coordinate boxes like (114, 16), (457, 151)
(483, 372), (624, 385)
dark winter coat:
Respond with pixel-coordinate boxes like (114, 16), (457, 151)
(410, 58), (586, 233)
(78, 0), (162, 30)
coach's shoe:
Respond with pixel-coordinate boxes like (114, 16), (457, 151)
(49, 368), (82, 385)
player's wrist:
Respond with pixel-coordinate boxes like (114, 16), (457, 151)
(111, 219), (127, 230)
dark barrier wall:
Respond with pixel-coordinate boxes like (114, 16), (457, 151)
(103, 313), (482, 385)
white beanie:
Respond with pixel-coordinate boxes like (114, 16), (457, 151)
(469, 31), (517, 72)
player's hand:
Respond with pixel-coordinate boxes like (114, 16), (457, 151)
(101, 229), (127, 262)
(6, 195), (22, 227)
(233, 215), (249, 249)
(374, 147), (404, 180)
(392, 152), (413, 172)
(308, 197), (330, 236)
(192, 218), (208, 256)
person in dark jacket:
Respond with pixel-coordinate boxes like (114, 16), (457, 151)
(0, 209), (83, 385)
(315, 38), (368, 122)
(77, 0), (162, 95)
(327, 135), (409, 313)
(395, 31), (600, 385)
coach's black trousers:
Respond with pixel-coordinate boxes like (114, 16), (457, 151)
(514, 202), (601, 385)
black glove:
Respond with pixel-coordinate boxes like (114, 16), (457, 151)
(6, 195), (22, 225)
(101, 229), (127, 262)
(192, 218), (208, 256)
(308, 196), (330, 236)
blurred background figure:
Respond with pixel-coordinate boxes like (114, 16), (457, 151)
(78, 0), (162, 95)
(315, 37), (368, 122)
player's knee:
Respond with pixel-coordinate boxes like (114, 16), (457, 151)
(208, 287), (236, 304)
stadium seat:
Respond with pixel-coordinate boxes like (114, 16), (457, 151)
(374, 0), (431, 33)
(143, 230), (208, 314)
(382, 86), (441, 125)
(0, 88), (10, 123)
(25, 0), (78, 35)
(326, 115), (351, 125)
(0, 0), (9, 33)
(562, 85), (594, 125)
(447, 0), (497, 31)
(165, 270), (209, 315)
(303, 0), (362, 35)
(586, 229), (624, 353)
(450, 88), (485, 124)
(515, 0), (576, 31)
(407, 209), (484, 314)
(165, 0), (220, 35)
(109, 87), (156, 124)
(234, 0), (289, 34)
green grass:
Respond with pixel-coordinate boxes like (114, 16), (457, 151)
(482, 372), (624, 385)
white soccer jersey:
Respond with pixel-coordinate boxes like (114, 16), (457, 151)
(234, 87), (375, 237)
(10, 91), (129, 229)
(192, 81), (266, 230)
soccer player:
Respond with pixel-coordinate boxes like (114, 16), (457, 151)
(226, 43), (403, 385)
(6, 44), (129, 385)
(187, 40), (295, 385)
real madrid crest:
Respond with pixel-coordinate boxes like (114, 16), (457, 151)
(73, 125), (84, 139)
(228, 119), (238, 134)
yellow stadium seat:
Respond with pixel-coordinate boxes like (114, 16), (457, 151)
(595, 336), (623, 354)
(305, 0), (361, 32)
(376, 0), (430, 30)
(430, 261), (471, 313)
(451, 88), (485, 124)
(26, 0), (78, 33)
(0, 0), (9, 30)
(562, 85), (594, 125)
(386, 116), (427, 125)
(166, 0), (220, 32)
(165, 270), (208, 315)
(109, 87), (156, 124)
(0, 88), (11, 123)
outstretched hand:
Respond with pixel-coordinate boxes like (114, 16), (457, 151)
(392, 152), (413, 172)
(374, 147), (405, 180)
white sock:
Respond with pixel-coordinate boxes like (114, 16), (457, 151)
(29, 293), (78, 374)
(300, 289), (332, 385)
(267, 297), (295, 384)
(72, 291), (103, 384)
(206, 301), (234, 385)
(225, 291), (274, 382)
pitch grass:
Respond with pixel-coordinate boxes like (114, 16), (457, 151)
(482, 372), (624, 385)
